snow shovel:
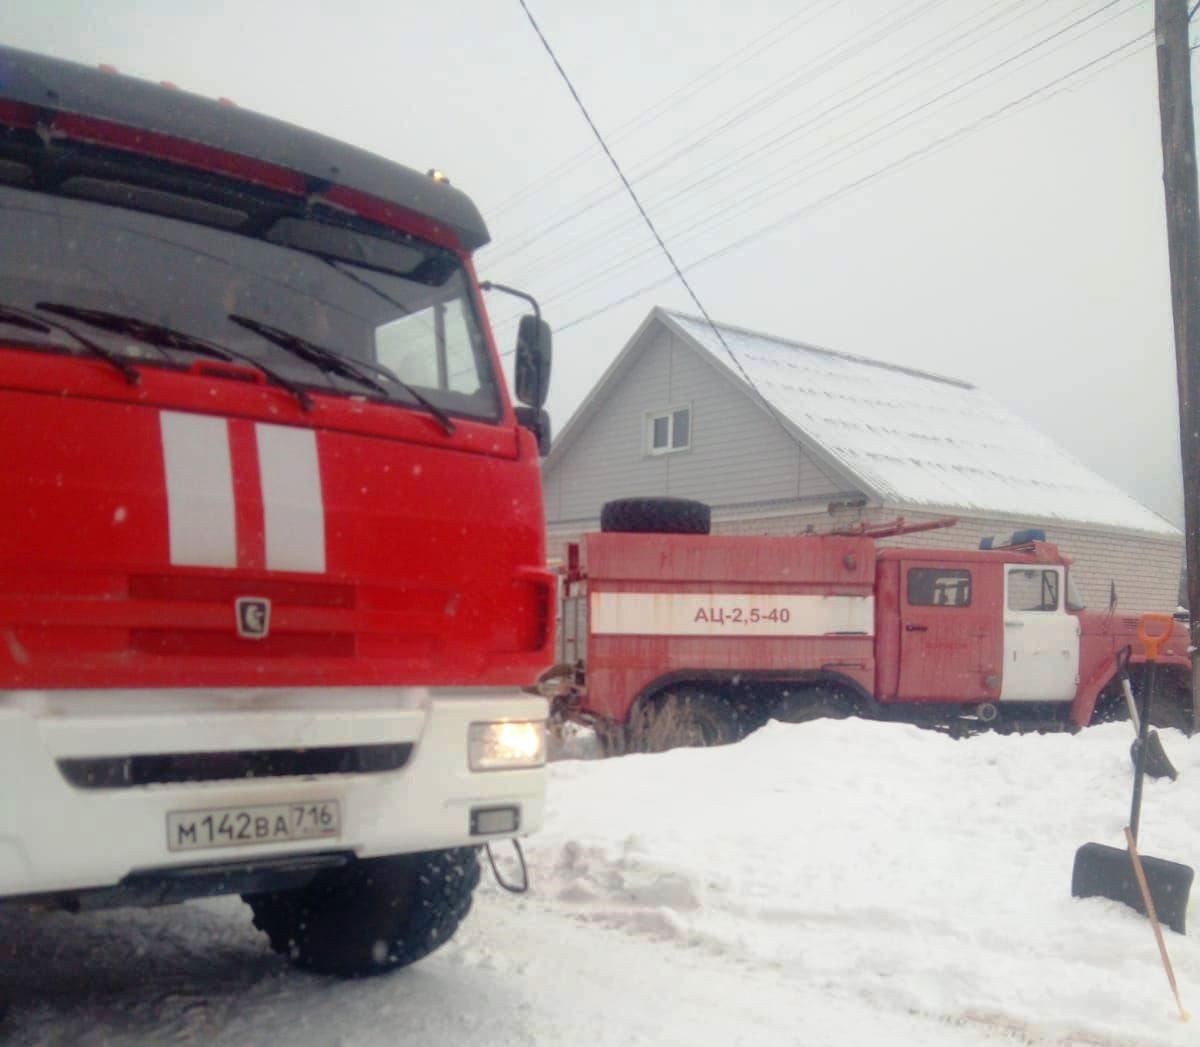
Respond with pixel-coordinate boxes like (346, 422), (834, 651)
(1071, 614), (1194, 935)
(1116, 645), (1178, 782)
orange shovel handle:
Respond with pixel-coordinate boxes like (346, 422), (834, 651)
(1137, 613), (1175, 661)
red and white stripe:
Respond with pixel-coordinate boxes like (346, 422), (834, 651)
(160, 411), (326, 572)
(589, 592), (874, 637)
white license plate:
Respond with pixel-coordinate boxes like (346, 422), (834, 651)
(166, 800), (340, 853)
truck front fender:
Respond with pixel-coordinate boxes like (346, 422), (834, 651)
(1070, 653), (1192, 727)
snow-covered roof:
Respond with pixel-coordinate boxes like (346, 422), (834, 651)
(663, 310), (1177, 537)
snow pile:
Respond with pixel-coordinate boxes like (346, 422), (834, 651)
(531, 719), (1200, 1045)
(5, 718), (1198, 1045)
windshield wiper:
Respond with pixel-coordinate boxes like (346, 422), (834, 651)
(0, 304), (141, 385)
(0, 309), (55, 336)
(36, 303), (314, 412)
(228, 314), (456, 435)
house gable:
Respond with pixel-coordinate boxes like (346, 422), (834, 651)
(545, 324), (672, 524)
(544, 315), (856, 526)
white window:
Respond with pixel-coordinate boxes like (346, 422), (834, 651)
(1007, 568), (1060, 612)
(647, 406), (690, 454)
(375, 298), (486, 400)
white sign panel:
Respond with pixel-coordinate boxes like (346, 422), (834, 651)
(590, 592), (874, 637)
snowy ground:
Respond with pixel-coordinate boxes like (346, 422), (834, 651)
(3, 719), (1198, 1046)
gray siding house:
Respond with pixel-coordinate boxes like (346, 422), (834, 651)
(543, 308), (1183, 612)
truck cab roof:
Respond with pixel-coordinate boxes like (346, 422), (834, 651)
(0, 45), (490, 251)
(876, 541), (1068, 566)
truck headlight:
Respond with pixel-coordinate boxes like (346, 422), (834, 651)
(468, 720), (546, 771)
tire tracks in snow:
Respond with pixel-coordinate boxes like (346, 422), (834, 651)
(0, 899), (286, 1046)
(520, 836), (1192, 1047)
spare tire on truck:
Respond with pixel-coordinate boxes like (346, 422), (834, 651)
(600, 498), (711, 535)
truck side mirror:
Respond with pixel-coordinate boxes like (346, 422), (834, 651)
(515, 315), (552, 409)
(515, 405), (552, 456)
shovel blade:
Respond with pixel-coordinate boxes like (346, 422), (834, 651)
(1130, 731), (1179, 781)
(1072, 842), (1193, 934)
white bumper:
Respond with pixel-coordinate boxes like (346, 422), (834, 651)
(0, 686), (547, 900)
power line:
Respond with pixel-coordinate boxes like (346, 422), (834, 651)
(494, 0), (1134, 331)
(552, 29), (1149, 335)
(486, 0), (834, 219)
(516, 0), (775, 400)
(492, 0), (956, 268)
(497, 24), (1143, 347)
(492, 0), (952, 266)
(507, 0), (1138, 324)
(504, 0), (1034, 286)
(501, 0), (1099, 299)
(540, 0), (1132, 306)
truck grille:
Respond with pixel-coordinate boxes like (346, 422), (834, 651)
(128, 574), (356, 607)
(129, 629), (355, 658)
(127, 574), (358, 657)
(58, 742), (412, 789)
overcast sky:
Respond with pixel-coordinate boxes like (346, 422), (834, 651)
(1, 0), (1188, 525)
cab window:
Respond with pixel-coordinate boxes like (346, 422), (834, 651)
(1007, 568), (1060, 612)
(907, 568), (972, 607)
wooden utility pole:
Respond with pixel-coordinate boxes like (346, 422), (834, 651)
(1155, 0), (1200, 730)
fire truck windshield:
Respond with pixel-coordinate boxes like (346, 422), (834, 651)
(0, 183), (501, 421)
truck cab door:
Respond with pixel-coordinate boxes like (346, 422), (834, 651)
(897, 562), (992, 701)
(1000, 565), (1079, 702)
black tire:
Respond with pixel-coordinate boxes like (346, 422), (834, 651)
(1091, 667), (1194, 734)
(772, 686), (851, 725)
(1149, 676), (1194, 734)
(600, 498), (711, 535)
(1089, 682), (1128, 726)
(244, 847), (480, 977)
(630, 687), (739, 752)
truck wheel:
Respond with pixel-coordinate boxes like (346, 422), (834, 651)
(772, 686), (850, 724)
(631, 688), (739, 752)
(1092, 668), (1194, 734)
(600, 498), (711, 535)
(1151, 671), (1194, 734)
(244, 847), (480, 977)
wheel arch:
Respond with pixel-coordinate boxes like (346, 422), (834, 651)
(1074, 654), (1193, 730)
(625, 668), (873, 723)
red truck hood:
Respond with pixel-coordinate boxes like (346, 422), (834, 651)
(1076, 609), (1190, 664)
(0, 350), (553, 689)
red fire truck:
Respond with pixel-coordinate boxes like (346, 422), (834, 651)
(548, 501), (1192, 752)
(0, 47), (555, 976)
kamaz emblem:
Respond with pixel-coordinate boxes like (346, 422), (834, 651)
(235, 597), (271, 640)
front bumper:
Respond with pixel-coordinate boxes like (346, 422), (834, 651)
(0, 685), (546, 901)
